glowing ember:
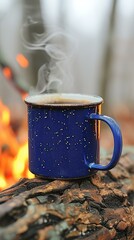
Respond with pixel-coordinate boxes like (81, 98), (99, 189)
(2, 67), (12, 80)
(0, 100), (34, 190)
(16, 54), (29, 68)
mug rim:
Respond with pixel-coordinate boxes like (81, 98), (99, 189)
(25, 93), (103, 108)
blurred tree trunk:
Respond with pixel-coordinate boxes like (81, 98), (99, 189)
(21, 0), (49, 88)
(99, 0), (117, 113)
(58, 0), (67, 28)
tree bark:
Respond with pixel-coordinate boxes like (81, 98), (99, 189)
(0, 151), (133, 240)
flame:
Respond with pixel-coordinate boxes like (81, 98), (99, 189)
(0, 176), (7, 189)
(13, 142), (33, 180)
(0, 101), (10, 126)
(0, 100), (34, 190)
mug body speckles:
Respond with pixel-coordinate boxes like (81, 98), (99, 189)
(25, 93), (122, 179)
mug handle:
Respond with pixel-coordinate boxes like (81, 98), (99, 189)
(88, 113), (122, 171)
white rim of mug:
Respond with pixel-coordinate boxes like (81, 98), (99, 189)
(25, 93), (103, 107)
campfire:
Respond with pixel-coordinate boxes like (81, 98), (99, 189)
(0, 99), (33, 190)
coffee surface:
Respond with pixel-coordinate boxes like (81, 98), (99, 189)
(25, 93), (103, 106)
(36, 98), (91, 105)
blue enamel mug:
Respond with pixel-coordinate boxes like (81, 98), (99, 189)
(25, 93), (122, 179)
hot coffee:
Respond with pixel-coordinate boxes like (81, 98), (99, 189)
(25, 93), (103, 106)
(35, 99), (91, 106)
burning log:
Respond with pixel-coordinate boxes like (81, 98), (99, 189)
(0, 151), (133, 240)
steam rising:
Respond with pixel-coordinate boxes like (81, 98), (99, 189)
(22, 19), (76, 94)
